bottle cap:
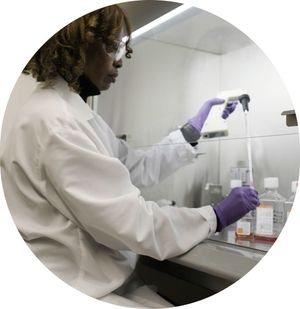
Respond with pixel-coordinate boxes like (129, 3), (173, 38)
(291, 181), (298, 193)
(230, 179), (242, 188)
(264, 177), (279, 189)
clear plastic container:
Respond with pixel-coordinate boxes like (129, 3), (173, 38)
(285, 181), (298, 222)
(222, 179), (242, 242)
(236, 212), (254, 240)
(254, 177), (286, 242)
(235, 180), (254, 240)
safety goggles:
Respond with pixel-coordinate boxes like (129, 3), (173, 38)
(106, 36), (128, 61)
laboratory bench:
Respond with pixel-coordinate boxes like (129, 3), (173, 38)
(135, 232), (273, 306)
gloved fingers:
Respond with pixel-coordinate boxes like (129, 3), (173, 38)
(227, 100), (238, 110)
(222, 101), (238, 115)
(243, 186), (259, 196)
(245, 194), (260, 210)
(222, 109), (230, 119)
(249, 189), (259, 198)
(252, 194), (260, 203)
(249, 197), (260, 207)
(241, 187), (259, 209)
(222, 101), (238, 119)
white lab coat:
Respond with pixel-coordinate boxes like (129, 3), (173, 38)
(0, 77), (217, 304)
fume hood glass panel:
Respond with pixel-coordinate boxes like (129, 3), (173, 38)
(211, 132), (299, 252)
(216, 133), (300, 197)
(139, 138), (222, 208)
(139, 131), (299, 253)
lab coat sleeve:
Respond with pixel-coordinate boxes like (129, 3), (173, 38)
(41, 126), (217, 261)
(117, 130), (198, 187)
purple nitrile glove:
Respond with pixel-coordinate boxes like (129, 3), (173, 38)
(188, 98), (225, 134)
(221, 100), (238, 119)
(188, 98), (238, 134)
(213, 186), (260, 232)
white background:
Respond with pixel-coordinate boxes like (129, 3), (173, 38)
(0, 0), (299, 308)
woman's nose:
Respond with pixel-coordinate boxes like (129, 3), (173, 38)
(114, 58), (122, 69)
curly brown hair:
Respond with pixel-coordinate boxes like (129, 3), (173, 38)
(23, 5), (132, 93)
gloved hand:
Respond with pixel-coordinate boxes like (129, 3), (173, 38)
(187, 98), (238, 134)
(213, 186), (259, 232)
(221, 101), (238, 119)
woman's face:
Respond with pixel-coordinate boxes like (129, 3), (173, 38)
(84, 27), (125, 91)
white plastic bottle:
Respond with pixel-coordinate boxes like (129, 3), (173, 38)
(285, 181), (298, 222)
(255, 177), (286, 242)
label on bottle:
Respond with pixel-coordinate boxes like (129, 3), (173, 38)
(236, 221), (251, 235)
(256, 205), (273, 235)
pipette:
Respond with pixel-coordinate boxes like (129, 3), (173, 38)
(238, 94), (254, 187)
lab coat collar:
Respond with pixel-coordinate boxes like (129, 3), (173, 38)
(52, 77), (95, 122)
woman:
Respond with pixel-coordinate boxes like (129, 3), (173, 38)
(0, 5), (259, 308)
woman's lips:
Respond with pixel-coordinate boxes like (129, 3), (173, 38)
(108, 73), (118, 83)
